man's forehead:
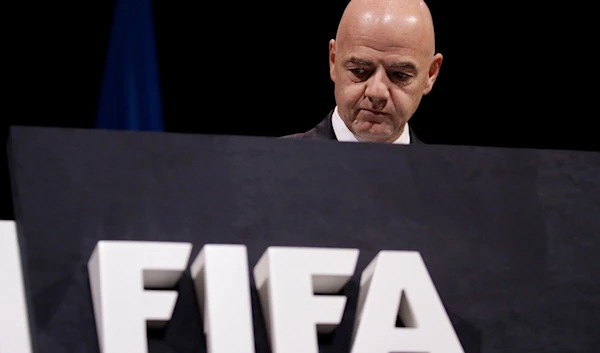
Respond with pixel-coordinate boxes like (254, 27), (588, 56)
(337, 39), (431, 64)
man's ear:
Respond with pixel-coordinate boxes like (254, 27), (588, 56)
(329, 39), (337, 83)
(423, 53), (443, 95)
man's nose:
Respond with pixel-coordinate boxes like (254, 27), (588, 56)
(364, 70), (389, 107)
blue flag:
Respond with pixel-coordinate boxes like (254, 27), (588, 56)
(95, 0), (164, 131)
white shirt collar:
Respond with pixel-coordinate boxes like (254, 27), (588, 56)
(331, 106), (411, 144)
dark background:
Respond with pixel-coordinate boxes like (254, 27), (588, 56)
(2, 0), (595, 220)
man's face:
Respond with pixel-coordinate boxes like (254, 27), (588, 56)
(329, 12), (442, 143)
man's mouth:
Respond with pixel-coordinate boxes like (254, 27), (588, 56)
(359, 109), (388, 123)
(361, 108), (386, 115)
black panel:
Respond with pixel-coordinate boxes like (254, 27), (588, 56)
(7, 126), (600, 352)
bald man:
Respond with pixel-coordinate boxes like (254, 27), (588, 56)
(284, 0), (442, 144)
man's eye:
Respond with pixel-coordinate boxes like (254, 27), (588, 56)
(393, 72), (410, 80)
(350, 68), (366, 76)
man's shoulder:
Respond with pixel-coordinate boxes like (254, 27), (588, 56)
(279, 110), (336, 141)
(280, 132), (308, 139)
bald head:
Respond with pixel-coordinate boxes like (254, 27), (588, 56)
(336, 0), (436, 57)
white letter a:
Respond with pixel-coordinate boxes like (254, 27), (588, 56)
(351, 251), (464, 353)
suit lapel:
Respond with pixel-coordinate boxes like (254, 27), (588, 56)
(308, 110), (336, 140)
(408, 126), (422, 144)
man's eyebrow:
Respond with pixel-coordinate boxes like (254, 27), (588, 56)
(389, 61), (418, 71)
(344, 57), (374, 67)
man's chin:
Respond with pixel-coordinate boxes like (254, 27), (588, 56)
(352, 121), (395, 142)
(353, 130), (395, 143)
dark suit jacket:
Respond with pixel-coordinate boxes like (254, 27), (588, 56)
(281, 110), (423, 143)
